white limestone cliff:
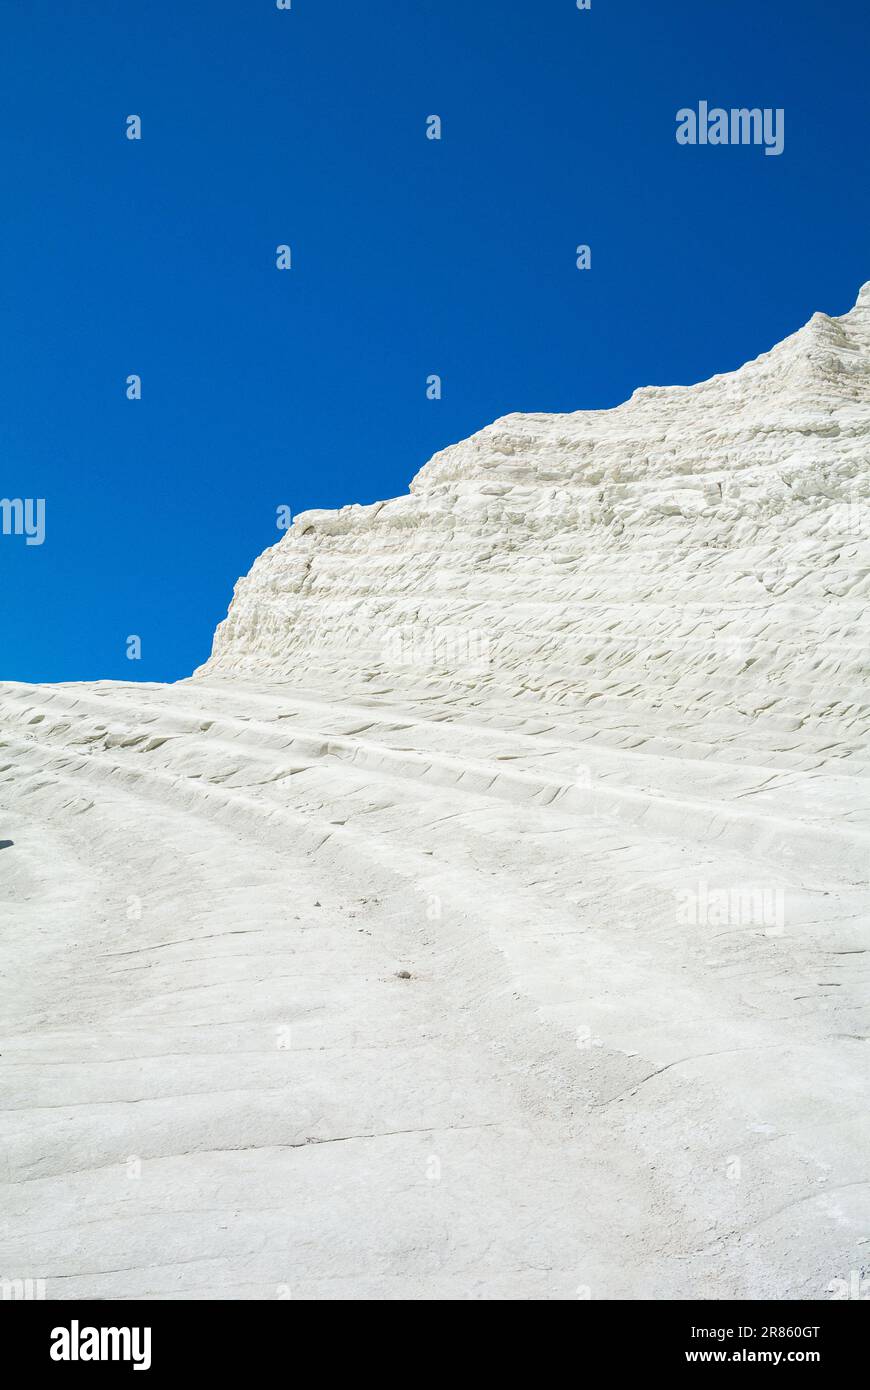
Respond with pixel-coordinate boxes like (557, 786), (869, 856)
(202, 284), (870, 762)
(1, 284), (868, 1300)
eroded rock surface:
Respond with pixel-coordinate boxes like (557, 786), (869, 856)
(1, 286), (868, 1299)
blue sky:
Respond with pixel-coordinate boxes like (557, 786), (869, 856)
(1, 0), (867, 682)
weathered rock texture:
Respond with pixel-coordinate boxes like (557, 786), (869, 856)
(204, 284), (870, 774)
(1, 286), (867, 1300)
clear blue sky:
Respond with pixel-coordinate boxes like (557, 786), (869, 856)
(1, 0), (867, 682)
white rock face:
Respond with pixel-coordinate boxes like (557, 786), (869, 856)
(204, 285), (870, 761)
(1, 286), (868, 1301)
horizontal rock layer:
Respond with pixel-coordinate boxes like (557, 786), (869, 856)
(1, 285), (868, 1299)
(202, 284), (870, 781)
